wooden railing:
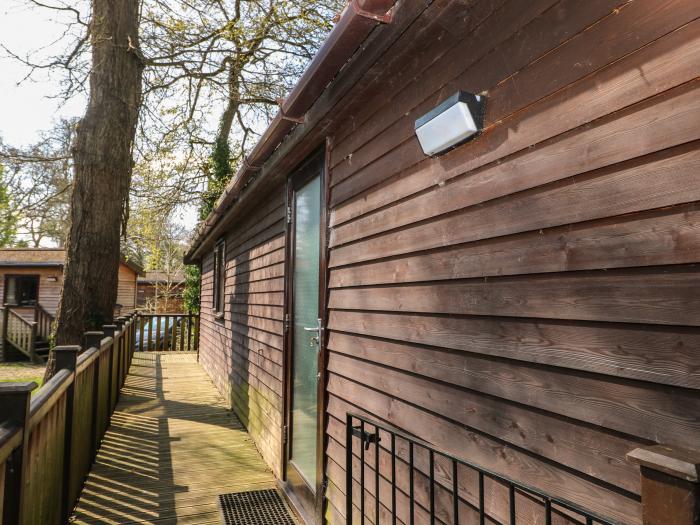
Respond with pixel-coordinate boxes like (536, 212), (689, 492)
(0, 313), (138, 525)
(1, 304), (54, 363)
(33, 304), (54, 343)
(2, 308), (38, 363)
(135, 312), (199, 352)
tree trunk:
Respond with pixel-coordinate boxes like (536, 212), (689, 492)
(219, 63), (241, 143)
(48, 0), (143, 376)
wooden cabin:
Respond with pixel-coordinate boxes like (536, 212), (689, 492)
(0, 248), (142, 318)
(137, 270), (186, 312)
(184, 2), (700, 524)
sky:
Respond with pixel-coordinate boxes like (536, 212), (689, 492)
(0, 1), (199, 235)
(0, 1), (87, 147)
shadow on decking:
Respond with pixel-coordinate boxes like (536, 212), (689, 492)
(71, 353), (276, 525)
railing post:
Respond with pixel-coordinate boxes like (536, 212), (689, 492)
(194, 313), (200, 357)
(103, 325), (117, 412)
(0, 305), (7, 362)
(0, 382), (36, 524)
(55, 345), (79, 525)
(28, 322), (39, 364)
(628, 446), (700, 525)
(85, 331), (104, 458)
(130, 313), (137, 365)
(115, 317), (127, 387)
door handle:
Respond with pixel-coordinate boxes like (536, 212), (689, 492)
(303, 318), (323, 333)
(303, 318), (323, 347)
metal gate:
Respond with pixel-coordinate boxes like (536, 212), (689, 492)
(345, 413), (620, 525)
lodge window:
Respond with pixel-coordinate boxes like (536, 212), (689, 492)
(5, 275), (39, 306)
(213, 240), (226, 317)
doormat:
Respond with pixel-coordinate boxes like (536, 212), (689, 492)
(218, 489), (297, 525)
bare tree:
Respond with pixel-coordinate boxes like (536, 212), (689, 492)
(3, 0), (341, 365)
(52, 0), (144, 351)
(136, 0), (342, 214)
(125, 199), (188, 312)
(5, 0), (342, 213)
(0, 121), (75, 247)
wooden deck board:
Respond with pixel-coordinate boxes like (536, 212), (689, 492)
(70, 352), (278, 524)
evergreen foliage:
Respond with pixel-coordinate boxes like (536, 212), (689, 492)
(0, 165), (18, 246)
(200, 135), (233, 221)
(183, 264), (201, 313)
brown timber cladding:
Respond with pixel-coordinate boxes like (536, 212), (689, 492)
(0, 263), (138, 318)
(194, 0), (700, 524)
(0, 267), (63, 317)
(323, 1), (700, 524)
(116, 264), (138, 314)
(199, 187), (286, 478)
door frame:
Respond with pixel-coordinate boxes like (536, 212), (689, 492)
(281, 146), (329, 524)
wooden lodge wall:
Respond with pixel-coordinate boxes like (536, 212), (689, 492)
(0, 263), (137, 317)
(194, 1), (700, 524)
(0, 267), (63, 317)
(321, 1), (700, 524)
(116, 264), (138, 314)
(199, 188), (287, 478)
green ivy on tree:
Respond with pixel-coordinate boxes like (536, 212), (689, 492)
(187, 131), (233, 313)
(183, 264), (201, 313)
(0, 165), (18, 246)
(199, 135), (233, 220)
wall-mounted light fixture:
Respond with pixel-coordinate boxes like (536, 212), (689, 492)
(46, 276), (58, 282)
(414, 91), (485, 156)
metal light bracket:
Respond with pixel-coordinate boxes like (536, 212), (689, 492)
(352, 425), (381, 450)
(351, 0), (394, 24)
(242, 156), (262, 171)
(277, 98), (306, 124)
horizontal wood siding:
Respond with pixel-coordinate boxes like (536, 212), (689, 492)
(322, 1), (700, 524)
(116, 264), (138, 314)
(0, 263), (137, 317)
(198, 188), (286, 478)
(0, 268), (63, 317)
(192, 1), (700, 523)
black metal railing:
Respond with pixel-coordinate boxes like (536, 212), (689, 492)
(345, 413), (619, 525)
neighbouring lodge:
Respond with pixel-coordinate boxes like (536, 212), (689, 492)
(0, 248), (143, 316)
(0, 248), (142, 318)
(137, 270), (186, 312)
(184, 1), (700, 525)
(0, 248), (142, 362)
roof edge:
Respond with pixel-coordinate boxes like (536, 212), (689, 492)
(184, 0), (397, 263)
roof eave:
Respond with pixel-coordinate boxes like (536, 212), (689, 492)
(184, 0), (397, 263)
(0, 262), (63, 268)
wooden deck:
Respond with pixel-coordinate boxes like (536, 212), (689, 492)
(71, 352), (278, 524)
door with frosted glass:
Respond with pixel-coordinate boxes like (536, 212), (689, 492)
(285, 157), (323, 516)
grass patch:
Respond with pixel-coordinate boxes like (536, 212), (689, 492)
(0, 362), (45, 393)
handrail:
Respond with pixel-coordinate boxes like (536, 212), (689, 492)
(0, 424), (22, 465)
(6, 308), (32, 328)
(35, 303), (54, 320)
(0, 312), (139, 524)
(34, 303), (55, 341)
(346, 412), (620, 525)
(28, 369), (73, 433)
(138, 312), (196, 316)
(76, 346), (100, 374)
(5, 308), (38, 362)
